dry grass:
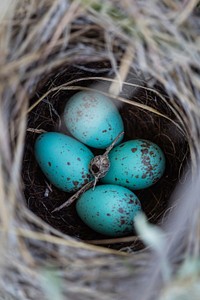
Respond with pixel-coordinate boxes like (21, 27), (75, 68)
(0, 0), (200, 299)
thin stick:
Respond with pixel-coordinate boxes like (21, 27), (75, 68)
(104, 131), (124, 155)
(84, 235), (139, 245)
(89, 131), (124, 190)
(52, 132), (124, 212)
(27, 128), (46, 134)
(52, 180), (95, 213)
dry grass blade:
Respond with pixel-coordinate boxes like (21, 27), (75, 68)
(15, 227), (128, 256)
(85, 235), (139, 245)
(27, 78), (184, 133)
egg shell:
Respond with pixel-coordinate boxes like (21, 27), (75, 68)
(76, 184), (141, 237)
(101, 139), (166, 190)
(35, 132), (94, 192)
(64, 91), (124, 149)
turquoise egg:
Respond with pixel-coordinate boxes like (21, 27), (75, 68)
(35, 132), (94, 192)
(101, 139), (165, 190)
(76, 184), (141, 237)
(64, 91), (124, 149)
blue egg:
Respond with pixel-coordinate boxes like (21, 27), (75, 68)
(101, 139), (166, 190)
(64, 91), (124, 149)
(35, 132), (94, 192)
(76, 184), (142, 237)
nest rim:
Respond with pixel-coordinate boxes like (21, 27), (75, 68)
(22, 61), (190, 252)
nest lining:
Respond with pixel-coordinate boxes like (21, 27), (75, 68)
(22, 61), (189, 252)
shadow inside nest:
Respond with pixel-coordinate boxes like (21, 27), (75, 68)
(22, 61), (189, 252)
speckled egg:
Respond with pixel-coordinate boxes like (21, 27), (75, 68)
(101, 139), (166, 190)
(76, 184), (141, 237)
(64, 91), (124, 149)
(35, 132), (94, 192)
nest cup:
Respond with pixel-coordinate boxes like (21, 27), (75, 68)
(23, 62), (189, 251)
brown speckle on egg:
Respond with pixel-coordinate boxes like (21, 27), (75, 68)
(120, 219), (125, 225)
(141, 148), (149, 155)
(128, 199), (134, 204)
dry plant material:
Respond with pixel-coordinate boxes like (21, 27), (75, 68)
(52, 131), (124, 213)
(0, 0), (200, 299)
(24, 68), (189, 248)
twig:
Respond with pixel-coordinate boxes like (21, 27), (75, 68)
(84, 235), (139, 245)
(89, 131), (124, 189)
(27, 128), (46, 134)
(104, 131), (124, 156)
(52, 131), (124, 212)
(51, 180), (95, 213)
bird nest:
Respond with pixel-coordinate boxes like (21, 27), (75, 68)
(23, 63), (189, 251)
(1, 1), (200, 299)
